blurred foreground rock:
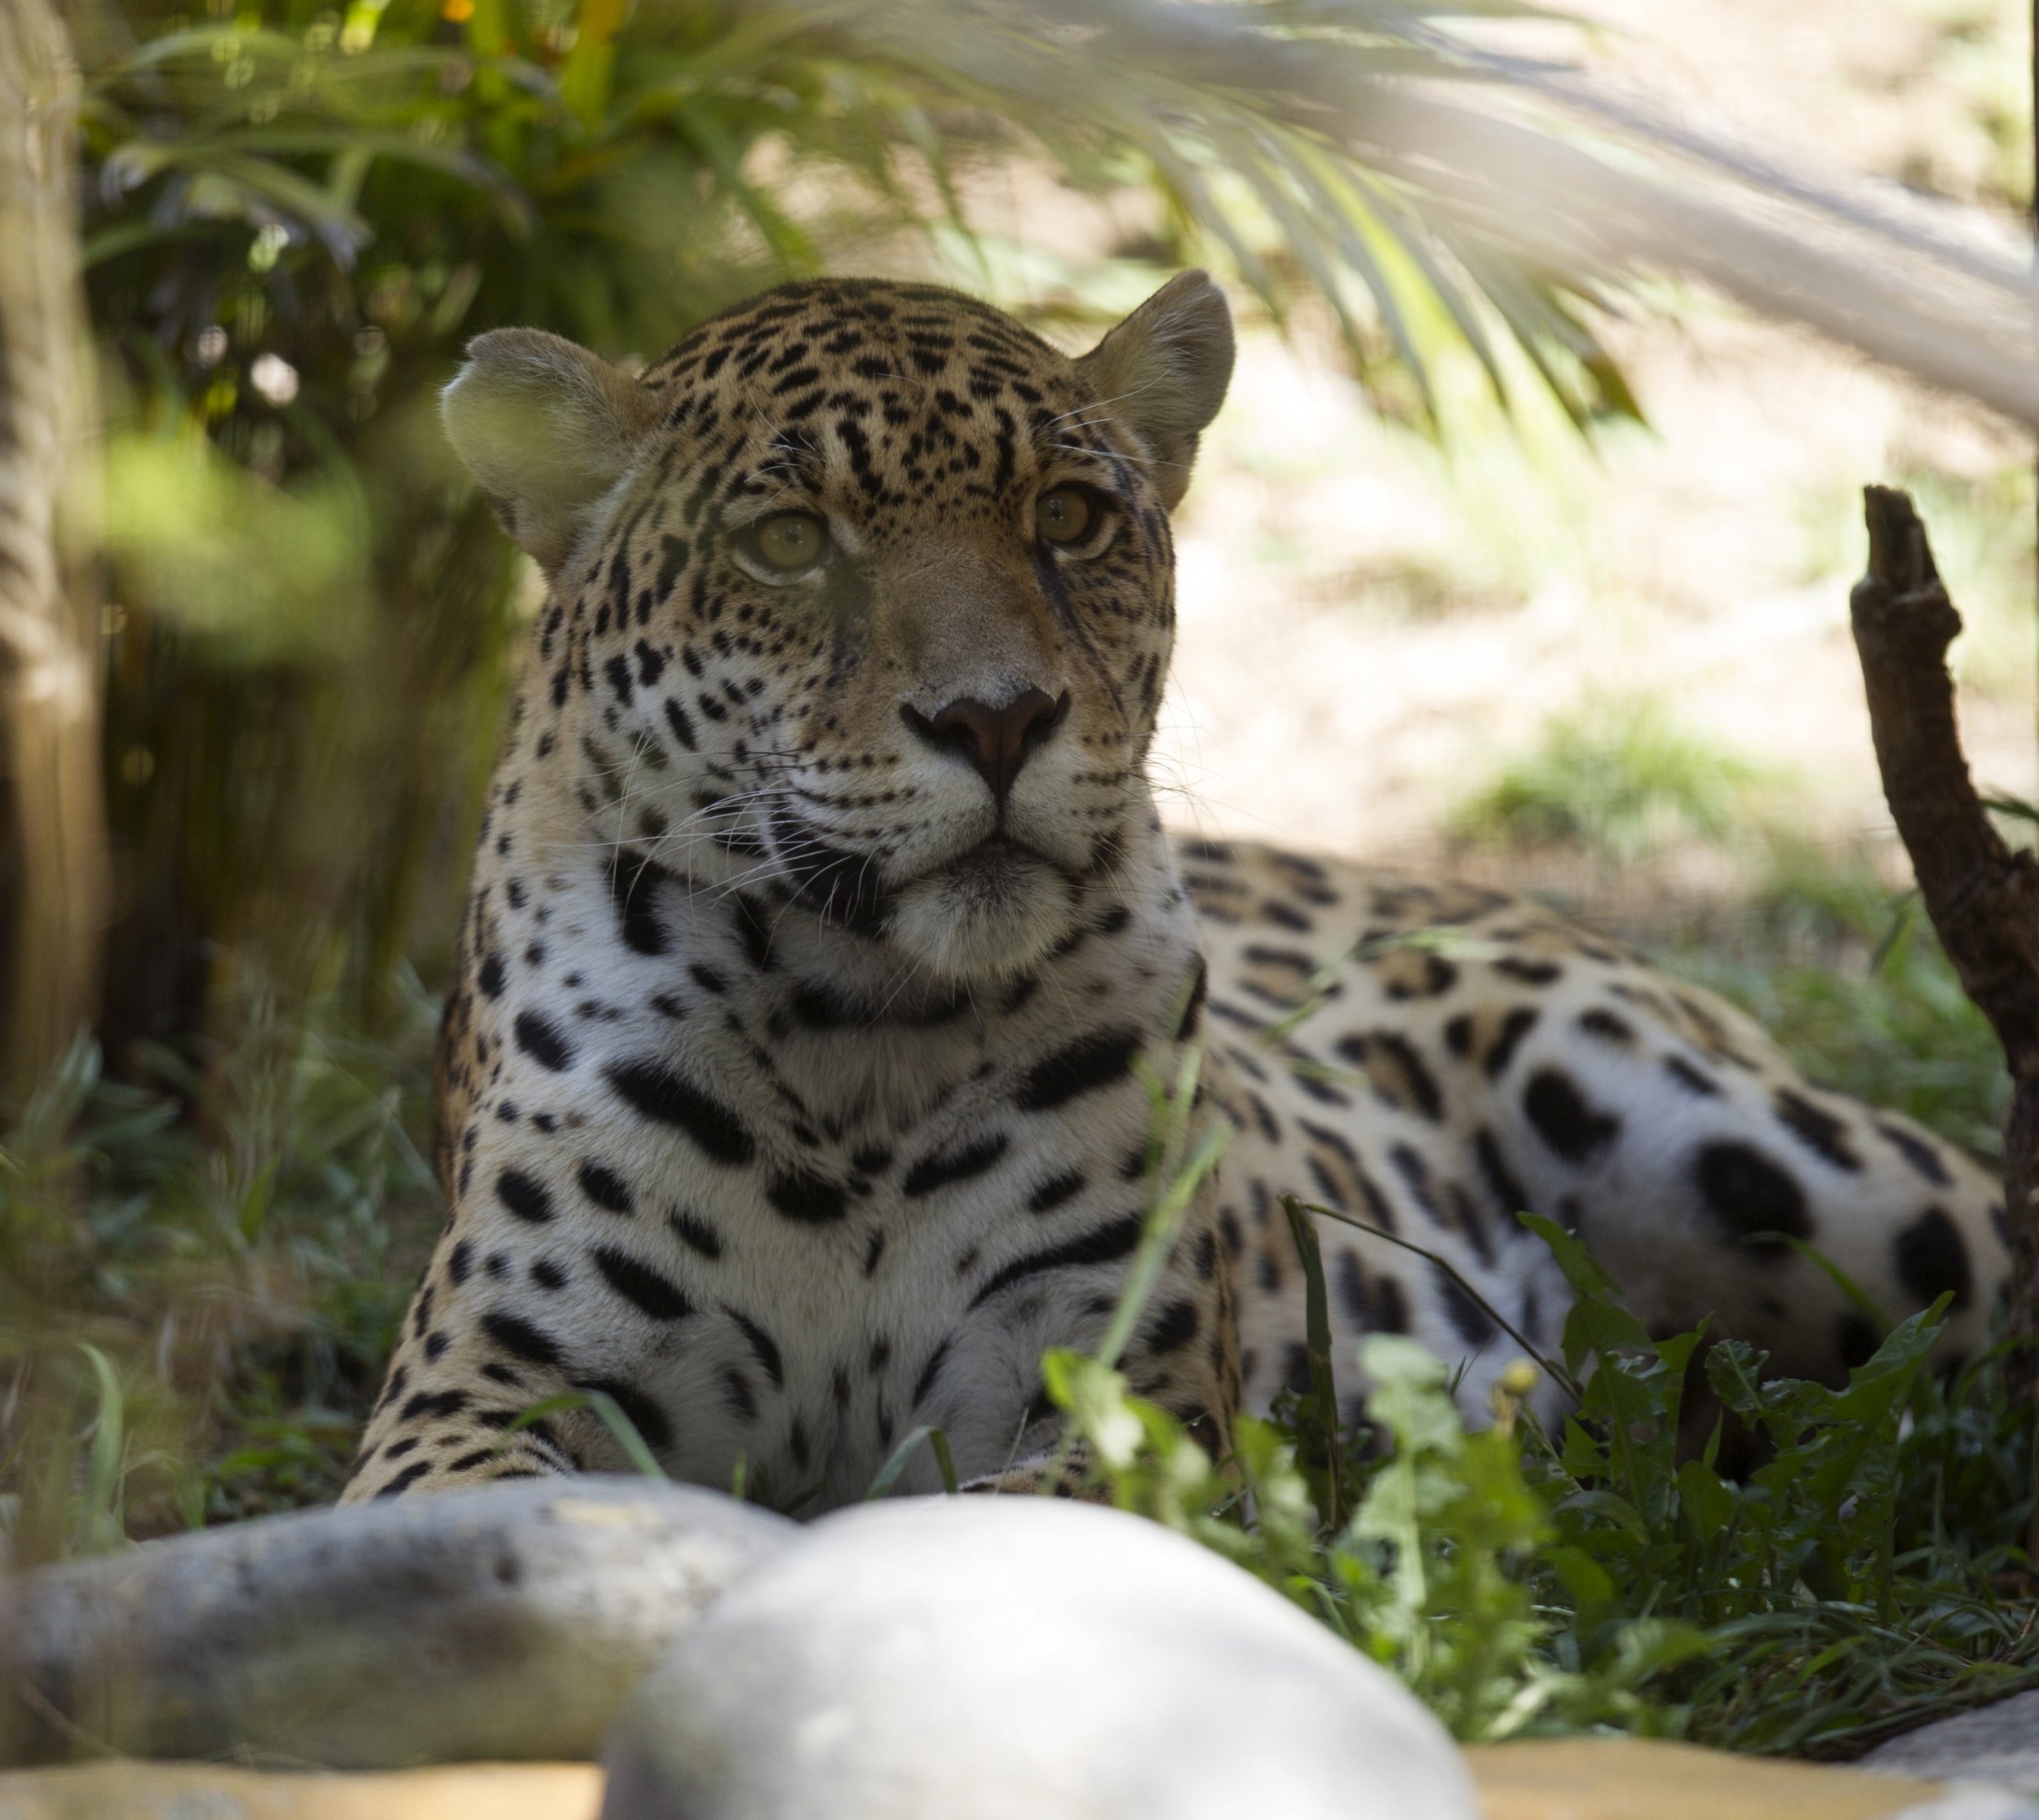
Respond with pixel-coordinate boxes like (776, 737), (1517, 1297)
(0, 1478), (794, 1769)
(1862, 1692), (2039, 1792)
(601, 1496), (1475, 1820)
(7, 1475), (2035, 1820)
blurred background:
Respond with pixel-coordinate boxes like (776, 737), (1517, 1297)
(1, 0), (2032, 1555)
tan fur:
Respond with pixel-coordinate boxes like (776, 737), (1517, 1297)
(442, 328), (663, 574)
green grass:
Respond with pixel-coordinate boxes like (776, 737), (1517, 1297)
(0, 981), (440, 1556)
(1453, 698), (1785, 865)
(1665, 846), (2010, 1160)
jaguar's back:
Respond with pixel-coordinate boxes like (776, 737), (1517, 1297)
(1183, 840), (2004, 1429)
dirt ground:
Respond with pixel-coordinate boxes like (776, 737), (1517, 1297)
(1127, 0), (2037, 923)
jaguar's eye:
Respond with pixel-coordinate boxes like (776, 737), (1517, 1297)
(1037, 485), (1096, 546)
(748, 511), (828, 574)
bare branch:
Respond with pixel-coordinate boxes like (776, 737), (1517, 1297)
(1847, 486), (2039, 1382)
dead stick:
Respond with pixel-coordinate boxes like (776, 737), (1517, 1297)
(1849, 487), (2039, 1408)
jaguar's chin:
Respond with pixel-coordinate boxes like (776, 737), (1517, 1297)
(887, 838), (1078, 983)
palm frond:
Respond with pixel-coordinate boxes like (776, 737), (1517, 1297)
(82, 0), (2039, 430)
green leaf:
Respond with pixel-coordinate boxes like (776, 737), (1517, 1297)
(1281, 1195), (1345, 1527)
(1041, 1348), (1142, 1472)
(865, 1423), (960, 1499)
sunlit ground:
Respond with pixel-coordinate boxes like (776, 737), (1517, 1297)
(1154, 0), (2036, 915)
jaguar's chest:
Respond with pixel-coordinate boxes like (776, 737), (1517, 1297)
(449, 857), (1201, 1501)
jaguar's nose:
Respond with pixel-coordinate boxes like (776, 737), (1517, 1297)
(901, 687), (1071, 803)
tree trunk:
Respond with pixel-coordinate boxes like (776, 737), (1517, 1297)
(0, 0), (105, 1102)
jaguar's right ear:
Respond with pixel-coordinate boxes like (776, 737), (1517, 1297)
(441, 328), (661, 576)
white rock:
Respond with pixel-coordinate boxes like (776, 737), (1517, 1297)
(0, 1477), (794, 1769)
(1864, 1690), (2039, 1800)
(601, 1495), (1476, 1820)
(1891, 1794), (2039, 1820)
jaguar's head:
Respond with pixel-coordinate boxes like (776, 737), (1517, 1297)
(444, 272), (1232, 983)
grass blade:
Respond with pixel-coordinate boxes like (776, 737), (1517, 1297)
(1280, 1195), (1345, 1528)
(865, 1423), (958, 1499)
(497, 1389), (668, 1482)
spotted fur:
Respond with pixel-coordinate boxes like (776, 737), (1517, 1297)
(343, 274), (2008, 1508)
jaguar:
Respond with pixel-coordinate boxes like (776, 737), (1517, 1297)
(343, 271), (2007, 1507)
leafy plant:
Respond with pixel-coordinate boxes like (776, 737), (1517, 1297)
(1519, 1217), (2036, 1754)
(1042, 1246), (1702, 1739)
(1042, 1105), (2038, 1751)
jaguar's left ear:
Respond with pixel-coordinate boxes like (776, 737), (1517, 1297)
(1074, 270), (1234, 510)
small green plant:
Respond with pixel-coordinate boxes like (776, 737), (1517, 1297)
(1041, 1091), (2038, 1751)
(501, 1389), (671, 1485)
(1042, 1240), (1700, 1738)
(865, 1425), (961, 1502)
(1453, 697), (1783, 864)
